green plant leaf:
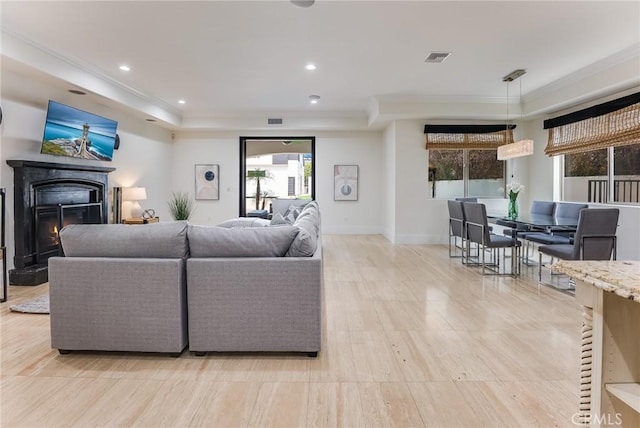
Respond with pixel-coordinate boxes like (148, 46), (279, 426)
(168, 192), (195, 221)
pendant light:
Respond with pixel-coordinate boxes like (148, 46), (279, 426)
(497, 69), (534, 160)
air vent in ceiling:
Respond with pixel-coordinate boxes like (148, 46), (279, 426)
(268, 118), (283, 125)
(424, 52), (451, 63)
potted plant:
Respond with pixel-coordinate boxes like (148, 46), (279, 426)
(168, 192), (195, 220)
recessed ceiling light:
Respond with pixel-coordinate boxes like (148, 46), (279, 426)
(68, 89), (86, 95)
(178, 100), (186, 104)
(309, 95), (320, 104)
(119, 65), (131, 71)
(305, 63), (316, 71)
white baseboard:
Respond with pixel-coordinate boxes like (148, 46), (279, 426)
(321, 225), (383, 234)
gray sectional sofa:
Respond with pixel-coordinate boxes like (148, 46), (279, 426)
(48, 200), (322, 357)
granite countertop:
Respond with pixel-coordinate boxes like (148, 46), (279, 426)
(552, 260), (640, 302)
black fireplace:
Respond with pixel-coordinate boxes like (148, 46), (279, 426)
(7, 160), (115, 285)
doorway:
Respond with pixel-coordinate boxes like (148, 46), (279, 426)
(239, 137), (315, 217)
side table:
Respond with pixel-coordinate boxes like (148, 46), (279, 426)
(122, 217), (160, 225)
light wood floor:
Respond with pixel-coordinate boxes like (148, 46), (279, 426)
(1, 235), (582, 427)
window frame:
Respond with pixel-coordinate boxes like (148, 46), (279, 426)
(428, 148), (506, 199)
(562, 145), (640, 205)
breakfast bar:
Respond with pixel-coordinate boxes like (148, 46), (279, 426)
(553, 260), (640, 427)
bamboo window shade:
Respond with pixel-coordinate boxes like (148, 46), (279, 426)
(424, 124), (515, 150)
(543, 92), (640, 156)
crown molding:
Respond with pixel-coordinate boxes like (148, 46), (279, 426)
(1, 28), (181, 125)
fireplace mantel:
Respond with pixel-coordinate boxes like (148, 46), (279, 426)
(7, 159), (115, 174)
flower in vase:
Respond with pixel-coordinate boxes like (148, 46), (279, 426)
(506, 181), (524, 200)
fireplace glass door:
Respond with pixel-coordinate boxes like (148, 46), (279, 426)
(34, 202), (102, 263)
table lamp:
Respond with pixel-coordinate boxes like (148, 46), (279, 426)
(122, 187), (147, 218)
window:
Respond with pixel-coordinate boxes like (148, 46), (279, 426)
(425, 124), (511, 199)
(428, 149), (504, 199)
(564, 144), (640, 204)
(545, 92), (640, 205)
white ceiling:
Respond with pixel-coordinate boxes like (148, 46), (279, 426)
(1, 0), (639, 130)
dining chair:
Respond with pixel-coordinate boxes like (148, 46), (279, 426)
(464, 202), (521, 276)
(525, 202), (588, 247)
(538, 208), (619, 285)
(447, 200), (466, 259)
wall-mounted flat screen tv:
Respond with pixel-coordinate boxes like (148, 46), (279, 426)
(41, 100), (118, 162)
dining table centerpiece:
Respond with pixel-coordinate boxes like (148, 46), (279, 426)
(506, 182), (524, 220)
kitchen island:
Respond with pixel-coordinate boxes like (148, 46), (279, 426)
(553, 260), (640, 427)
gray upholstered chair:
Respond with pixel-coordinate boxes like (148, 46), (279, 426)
(538, 208), (619, 284)
(524, 202), (588, 246)
(463, 202), (521, 276)
(447, 200), (466, 259)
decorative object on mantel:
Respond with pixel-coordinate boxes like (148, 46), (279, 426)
(168, 192), (195, 221)
(9, 294), (50, 314)
(505, 181), (524, 220)
(497, 69), (534, 160)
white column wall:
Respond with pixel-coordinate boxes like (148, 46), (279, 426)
(382, 122), (396, 241)
(391, 120), (449, 244)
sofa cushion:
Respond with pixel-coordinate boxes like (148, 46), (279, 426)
(188, 225), (299, 257)
(286, 215), (318, 257)
(60, 221), (189, 258)
(217, 218), (270, 228)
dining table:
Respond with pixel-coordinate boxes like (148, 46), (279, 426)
(488, 213), (579, 236)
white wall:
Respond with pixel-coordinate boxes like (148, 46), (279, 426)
(0, 97), (174, 270)
(382, 122), (396, 241)
(172, 130), (384, 234)
(171, 132), (242, 225)
(389, 120), (449, 244)
(317, 131), (382, 234)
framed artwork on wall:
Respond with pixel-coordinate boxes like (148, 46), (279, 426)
(195, 164), (219, 200)
(334, 165), (358, 201)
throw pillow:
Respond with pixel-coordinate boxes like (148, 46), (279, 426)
(217, 218), (270, 228)
(270, 212), (291, 225)
(283, 205), (302, 223)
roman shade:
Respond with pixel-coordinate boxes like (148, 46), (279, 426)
(425, 124), (515, 150)
(543, 92), (640, 156)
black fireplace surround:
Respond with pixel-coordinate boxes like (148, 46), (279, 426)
(7, 160), (114, 285)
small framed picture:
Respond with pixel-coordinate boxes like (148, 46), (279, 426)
(334, 165), (358, 201)
(195, 164), (219, 200)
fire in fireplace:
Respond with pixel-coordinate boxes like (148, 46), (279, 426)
(34, 203), (103, 263)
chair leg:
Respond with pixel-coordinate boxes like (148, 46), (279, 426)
(538, 252), (543, 282)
